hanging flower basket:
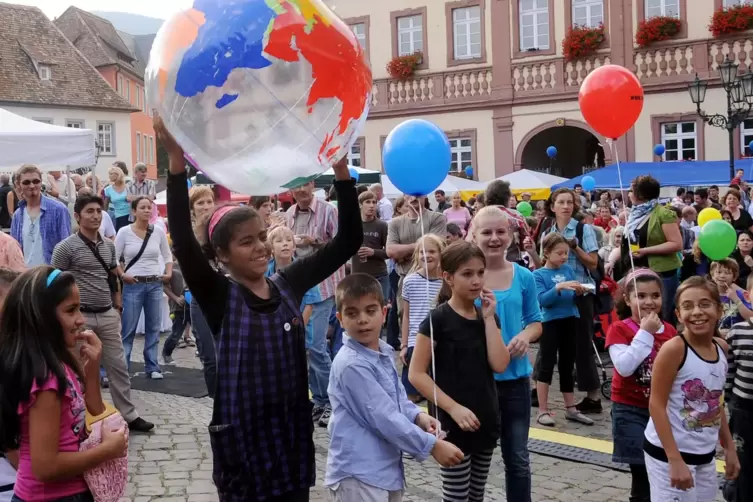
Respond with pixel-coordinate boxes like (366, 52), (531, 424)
(563, 23), (605, 62)
(386, 52), (423, 81)
(710, 4), (753, 38)
(635, 16), (682, 47)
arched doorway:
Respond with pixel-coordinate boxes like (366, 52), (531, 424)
(515, 120), (610, 179)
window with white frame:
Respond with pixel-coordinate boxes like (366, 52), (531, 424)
(449, 137), (473, 173)
(117, 75), (123, 95)
(645, 0), (679, 18)
(143, 136), (148, 164)
(66, 120), (83, 129)
(125, 79), (131, 102)
(453, 6), (482, 60)
(136, 133), (141, 162)
(573, 0), (603, 27)
(724, 0), (751, 7)
(397, 15), (423, 56)
(98, 123), (114, 155)
(520, 0), (550, 51)
(135, 85), (141, 109)
(348, 142), (361, 168)
(351, 23), (366, 49)
(142, 89), (147, 113)
(149, 136), (154, 164)
(740, 119), (753, 156)
(39, 65), (51, 81)
(661, 122), (696, 161)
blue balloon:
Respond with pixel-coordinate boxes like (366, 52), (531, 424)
(546, 146), (557, 158)
(654, 144), (665, 156)
(187, 179), (193, 189)
(581, 175), (596, 192)
(748, 140), (753, 153)
(348, 166), (360, 182)
(465, 166), (474, 178)
(383, 119), (451, 196)
(184, 290), (192, 305)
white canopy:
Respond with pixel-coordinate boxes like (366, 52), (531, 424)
(380, 174), (486, 198)
(0, 108), (96, 171)
(492, 169), (568, 190)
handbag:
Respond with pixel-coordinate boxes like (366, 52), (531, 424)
(79, 233), (121, 308)
(123, 225), (154, 273)
(80, 407), (128, 502)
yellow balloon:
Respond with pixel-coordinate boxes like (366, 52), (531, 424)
(698, 207), (722, 228)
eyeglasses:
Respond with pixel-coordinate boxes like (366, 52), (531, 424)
(21, 179), (41, 186)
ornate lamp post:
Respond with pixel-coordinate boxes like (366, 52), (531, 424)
(688, 55), (753, 180)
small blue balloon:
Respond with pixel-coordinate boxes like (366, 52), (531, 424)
(748, 140), (753, 153)
(582, 175), (596, 192)
(187, 179), (192, 189)
(654, 144), (665, 156)
(348, 166), (360, 182)
(465, 166), (474, 178)
(184, 290), (192, 305)
(383, 119), (451, 196)
(546, 146), (557, 158)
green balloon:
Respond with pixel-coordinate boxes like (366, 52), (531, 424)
(517, 201), (533, 217)
(698, 219), (737, 261)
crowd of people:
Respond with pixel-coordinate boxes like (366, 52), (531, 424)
(0, 116), (750, 502)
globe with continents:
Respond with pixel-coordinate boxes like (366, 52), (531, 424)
(145, 0), (372, 194)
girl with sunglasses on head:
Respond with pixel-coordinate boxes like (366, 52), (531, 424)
(156, 116), (362, 502)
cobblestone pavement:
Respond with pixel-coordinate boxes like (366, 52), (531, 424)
(117, 335), (724, 501)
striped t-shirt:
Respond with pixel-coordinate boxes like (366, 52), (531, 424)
(402, 272), (442, 347)
(50, 234), (116, 310)
(726, 320), (753, 403)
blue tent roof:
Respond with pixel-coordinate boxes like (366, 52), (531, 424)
(550, 161), (749, 190)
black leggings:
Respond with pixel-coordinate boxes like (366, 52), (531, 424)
(537, 316), (577, 392)
(629, 463), (650, 501)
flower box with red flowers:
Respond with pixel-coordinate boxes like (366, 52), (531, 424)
(635, 16), (682, 47)
(386, 52), (423, 81)
(563, 23), (605, 62)
(710, 4), (753, 38)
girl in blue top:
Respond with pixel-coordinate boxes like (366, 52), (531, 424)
(532, 233), (593, 427)
(470, 205), (542, 502)
(103, 167), (130, 231)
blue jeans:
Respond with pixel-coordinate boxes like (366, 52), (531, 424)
(121, 281), (162, 374)
(329, 305), (344, 360)
(386, 270), (401, 349)
(661, 272), (679, 325)
(309, 296), (334, 407)
(191, 297), (217, 399)
(375, 274), (391, 305)
(497, 378), (532, 502)
(162, 304), (191, 358)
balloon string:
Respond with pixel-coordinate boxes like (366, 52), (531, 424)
(417, 202), (441, 437)
(608, 138), (641, 319)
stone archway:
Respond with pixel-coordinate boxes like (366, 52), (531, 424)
(515, 119), (611, 179)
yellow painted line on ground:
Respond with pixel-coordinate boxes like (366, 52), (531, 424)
(313, 394), (726, 474)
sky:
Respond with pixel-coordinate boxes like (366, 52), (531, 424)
(10, 0), (192, 20)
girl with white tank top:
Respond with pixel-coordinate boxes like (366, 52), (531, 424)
(643, 277), (739, 502)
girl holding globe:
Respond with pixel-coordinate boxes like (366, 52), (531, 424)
(156, 116), (363, 501)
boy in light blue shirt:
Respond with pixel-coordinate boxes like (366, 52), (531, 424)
(326, 274), (464, 500)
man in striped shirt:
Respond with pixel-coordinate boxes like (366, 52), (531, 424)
(725, 312), (753, 501)
(127, 163), (156, 222)
(286, 180), (342, 427)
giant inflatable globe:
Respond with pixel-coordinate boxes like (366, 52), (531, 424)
(145, 0), (372, 194)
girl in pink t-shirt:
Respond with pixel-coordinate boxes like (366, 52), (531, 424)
(443, 193), (472, 236)
(0, 267), (127, 502)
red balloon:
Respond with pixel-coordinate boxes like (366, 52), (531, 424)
(578, 65), (644, 140)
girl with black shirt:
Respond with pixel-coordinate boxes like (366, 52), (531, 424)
(409, 241), (510, 502)
(155, 117), (362, 502)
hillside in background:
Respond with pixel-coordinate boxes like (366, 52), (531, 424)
(90, 11), (163, 35)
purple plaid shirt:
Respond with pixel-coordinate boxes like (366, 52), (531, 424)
(11, 196), (71, 265)
(210, 274), (314, 500)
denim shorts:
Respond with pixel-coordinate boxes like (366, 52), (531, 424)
(611, 402), (650, 465)
(12, 492), (93, 502)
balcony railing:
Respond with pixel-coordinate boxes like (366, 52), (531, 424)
(366, 36), (753, 113)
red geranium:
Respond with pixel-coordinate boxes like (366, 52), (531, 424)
(710, 4), (753, 37)
(635, 16), (682, 47)
(563, 23), (605, 62)
(386, 52), (423, 81)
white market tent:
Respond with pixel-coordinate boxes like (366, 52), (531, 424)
(489, 169), (569, 200)
(0, 108), (96, 171)
(380, 174), (486, 199)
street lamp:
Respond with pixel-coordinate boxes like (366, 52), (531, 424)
(688, 55), (753, 180)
